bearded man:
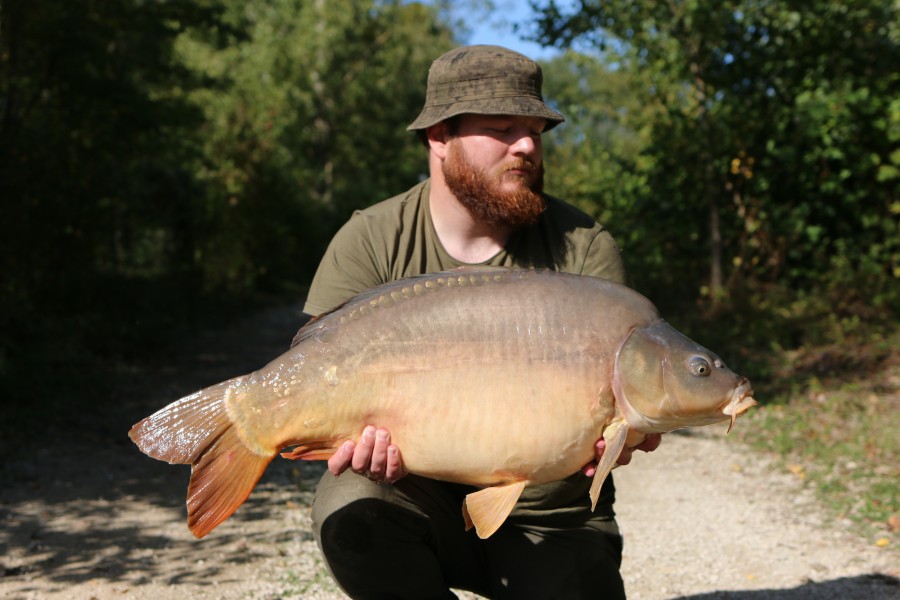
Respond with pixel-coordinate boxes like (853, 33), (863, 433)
(302, 45), (660, 600)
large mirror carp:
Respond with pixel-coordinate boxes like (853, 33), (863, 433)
(130, 268), (755, 539)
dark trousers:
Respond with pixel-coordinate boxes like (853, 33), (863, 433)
(311, 471), (625, 600)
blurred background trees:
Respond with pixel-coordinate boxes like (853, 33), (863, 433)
(1, 0), (897, 393)
(532, 1), (898, 348)
(0, 0), (454, 377)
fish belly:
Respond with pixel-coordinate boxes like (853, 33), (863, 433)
(352, 361), (616, 486)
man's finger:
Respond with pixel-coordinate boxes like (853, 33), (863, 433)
(636, 433), (662, 453)
(328, 440), (355, 476)
(595, 436), (634, 467)
(351, 425), (377, 473)
(385, 445), (406, 483)
(368, 428), (391, 477)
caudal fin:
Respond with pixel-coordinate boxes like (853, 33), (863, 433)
(128, 379), (273, 538)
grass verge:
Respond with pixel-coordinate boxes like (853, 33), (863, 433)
(733, 331), (900, 545)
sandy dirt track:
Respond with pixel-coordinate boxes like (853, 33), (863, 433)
(1, 303), (897, 599)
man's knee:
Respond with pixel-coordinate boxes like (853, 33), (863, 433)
(311, 473), (459, 599)
(312, 471), (419, 549)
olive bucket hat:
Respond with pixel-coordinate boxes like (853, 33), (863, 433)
(407, 45), (565, 131)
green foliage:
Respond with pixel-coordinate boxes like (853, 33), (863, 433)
(0, 0), (455, 400)
(541, 51), (652, 223)
(168, 0), (456, 291)
(0, 0), (225, 384)
(533, 0), (899, 349)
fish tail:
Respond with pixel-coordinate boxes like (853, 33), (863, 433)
(128, 378), (273, 538)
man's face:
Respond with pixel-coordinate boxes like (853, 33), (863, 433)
(441, 114), (547, 229)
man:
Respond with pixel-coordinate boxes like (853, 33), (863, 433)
(302, 45), (660, 599)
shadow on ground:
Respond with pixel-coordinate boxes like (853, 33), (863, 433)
(0, 303), (322, 592)
(675, 573), (899, 599)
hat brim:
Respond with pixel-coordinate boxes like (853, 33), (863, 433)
(407, 98), (564, 132)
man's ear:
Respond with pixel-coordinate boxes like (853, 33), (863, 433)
(426, 122), (451, 159)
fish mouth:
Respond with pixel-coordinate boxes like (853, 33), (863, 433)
(722, 379), (756, 433)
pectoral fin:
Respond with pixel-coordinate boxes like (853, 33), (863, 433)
(462, 480), (527, 539)
(280, 443), (337, 461)
(589, 419), (629, 511)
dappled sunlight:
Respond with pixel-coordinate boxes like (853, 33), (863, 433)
(0, 303), (334, 598)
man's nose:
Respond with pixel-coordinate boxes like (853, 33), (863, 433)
(509, 130), (538, 155)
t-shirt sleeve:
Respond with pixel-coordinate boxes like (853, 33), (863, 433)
(302, 214), (386, 316)
(581, 228), (628, 286)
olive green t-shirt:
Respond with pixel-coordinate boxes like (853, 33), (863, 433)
(303, 179), (627, 316)
(303, 179), (627, 517)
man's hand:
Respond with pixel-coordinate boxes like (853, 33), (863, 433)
(581, 433), (662, 477)
(327, 425), (407, 483)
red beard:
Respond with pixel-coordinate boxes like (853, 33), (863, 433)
(443, 140), (546, 230)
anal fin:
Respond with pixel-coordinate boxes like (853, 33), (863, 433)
(589, 419), (629, 511)
(462, 480), (527, 539)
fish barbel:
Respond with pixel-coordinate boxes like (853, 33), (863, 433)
(129, 268), (756, 539)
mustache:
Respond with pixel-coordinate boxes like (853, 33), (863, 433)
(502, 159), (538, 173)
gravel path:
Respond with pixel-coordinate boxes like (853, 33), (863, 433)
(1, 303), (896, 599)
(614, 428), (898, 599)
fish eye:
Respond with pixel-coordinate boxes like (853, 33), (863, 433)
(689, 356), (712, 377)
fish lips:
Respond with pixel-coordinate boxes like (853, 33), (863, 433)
(722, 379), (756, 433)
